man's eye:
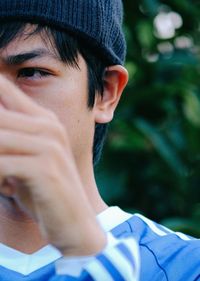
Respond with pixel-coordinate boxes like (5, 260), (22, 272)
(17, 68), (51, 80)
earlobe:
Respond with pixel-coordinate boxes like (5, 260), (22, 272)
(94, 65), (128, 124)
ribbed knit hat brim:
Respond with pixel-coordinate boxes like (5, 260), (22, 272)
(0, 0), (126, 65)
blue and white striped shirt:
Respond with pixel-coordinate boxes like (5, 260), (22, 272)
(0, 207), (199, 280)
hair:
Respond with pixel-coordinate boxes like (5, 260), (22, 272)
(0, 20), (109, 166)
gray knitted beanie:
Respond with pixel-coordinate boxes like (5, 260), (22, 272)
(0, 0), (126, 65)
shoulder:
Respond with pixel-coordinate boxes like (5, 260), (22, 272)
(111, 213), (200, 281)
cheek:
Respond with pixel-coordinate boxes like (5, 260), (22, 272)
(24, 79), (94, 157)
(46, 82), (90, 132)
(20, 76), (88, 121)
(58, 100), (95, 163)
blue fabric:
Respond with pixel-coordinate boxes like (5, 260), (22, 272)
(111, 215), (200, 281)
(49, 273), (93, 281)
(0, 262), (55, 281)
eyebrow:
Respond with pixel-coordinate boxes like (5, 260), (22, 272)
(3, 48), (58, 66)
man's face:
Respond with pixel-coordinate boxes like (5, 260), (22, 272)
(0, 25), (95, 168)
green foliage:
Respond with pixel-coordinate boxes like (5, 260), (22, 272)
(95, 0), (200, 237)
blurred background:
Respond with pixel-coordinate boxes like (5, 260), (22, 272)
(95, 0), (200, 237)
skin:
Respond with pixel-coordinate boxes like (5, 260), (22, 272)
(0, 25), (128, 256)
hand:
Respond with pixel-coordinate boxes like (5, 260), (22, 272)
(0, 75), (106, 256)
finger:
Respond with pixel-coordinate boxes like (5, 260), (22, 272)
(0, 156), (35, 184)
(0, 155), (63, 219)
(0, 157), (38, 217)
(0, 109), (68, 145)
(0, 129), (70, 176)
(0, 75), (57, 119)
(0, 155), (45, 199)
(0, 130), (65, 157)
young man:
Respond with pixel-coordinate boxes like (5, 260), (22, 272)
(0, 1), (199, 281)
(0, 1), (140, 281)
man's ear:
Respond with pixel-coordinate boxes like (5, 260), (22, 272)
(94, 65), (128, 124)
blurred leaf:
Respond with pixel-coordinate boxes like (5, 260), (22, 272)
(108, 120), (147, 151)
(161, 217), (200, 237)
(125, 62), (138, 83)
(183, 91), (200, 127)
(134, 118), (186, 176)
(142, 0), (161, 16)
(136, 20), (155, 49)
(96, 170), (126, 202)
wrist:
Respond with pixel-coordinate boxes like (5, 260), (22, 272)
(60, 222), (107, 257)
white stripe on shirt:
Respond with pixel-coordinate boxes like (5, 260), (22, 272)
(85, 258), (114, 281)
